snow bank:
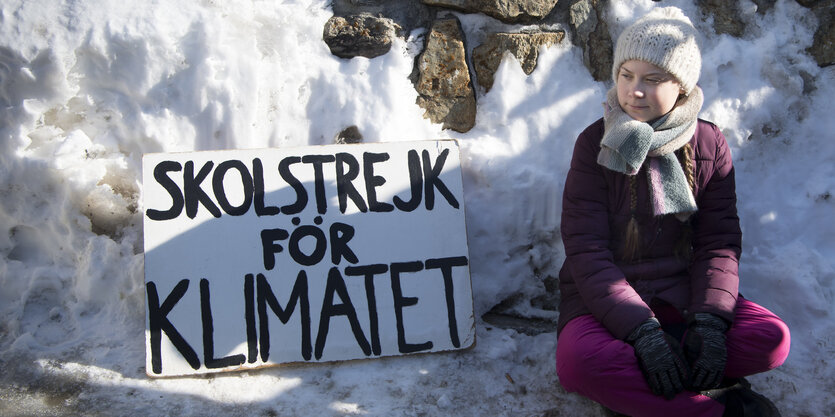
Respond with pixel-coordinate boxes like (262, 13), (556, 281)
(1, 0), (832, 415)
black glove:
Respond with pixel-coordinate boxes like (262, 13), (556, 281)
(627, 318), (689, 399)
(683, 313), (729, 391)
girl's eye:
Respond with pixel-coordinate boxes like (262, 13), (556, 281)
(646, 78), (661, 84)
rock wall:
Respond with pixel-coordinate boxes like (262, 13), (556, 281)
(323, 0), (834, 135)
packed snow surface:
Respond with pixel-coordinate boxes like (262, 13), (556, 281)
(1, 0), (833, 415)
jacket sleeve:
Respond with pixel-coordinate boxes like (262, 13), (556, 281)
(688, 123), (741, 323)
(561, 123), (653, 340)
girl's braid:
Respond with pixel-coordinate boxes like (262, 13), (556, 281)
(622, 175), (641, 261)
(679, 142), (695, 192)
(622, 142), (696, 262)
(675, 142), (695, 260)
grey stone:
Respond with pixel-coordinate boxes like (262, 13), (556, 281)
(570, 0), (612, 82)
(414, 18), (477, 132)
(472, 31), (565, 91)
(323, 14), (402, 59)
(422, 0), (560, 23)
(335, 125), (364, 144)
(481, 312), (558, 335)
(806, 1), (834, 67)
(330, 0), (433, 34)
(698, 0), (746, 38)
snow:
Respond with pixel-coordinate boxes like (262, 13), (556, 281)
(0, 0), (833, 415)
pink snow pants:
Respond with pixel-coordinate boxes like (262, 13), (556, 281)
(556, 298), (790, 417)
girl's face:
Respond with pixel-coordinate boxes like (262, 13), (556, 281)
(616, 60), (683, 122)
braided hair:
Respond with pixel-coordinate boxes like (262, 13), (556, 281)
(675, 142), (695, 259)
(621, 142), (695, 262)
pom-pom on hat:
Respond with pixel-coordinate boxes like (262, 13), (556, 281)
(612, 7), (702, 94)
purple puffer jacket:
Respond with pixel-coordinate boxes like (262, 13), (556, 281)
(557, 118), (741, 340)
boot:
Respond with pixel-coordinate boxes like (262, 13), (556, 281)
(703, 378), (781, 417)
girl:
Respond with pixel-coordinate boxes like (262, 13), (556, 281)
(554, 7), (790, 417)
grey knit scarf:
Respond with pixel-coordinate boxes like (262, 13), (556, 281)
(597, 86), (703, 220)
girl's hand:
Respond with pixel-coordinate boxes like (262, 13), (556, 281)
(627, 318), (689, 399)
(684, 313), (729, 391)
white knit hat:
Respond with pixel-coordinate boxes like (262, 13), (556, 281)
(612, 7), (702, 94)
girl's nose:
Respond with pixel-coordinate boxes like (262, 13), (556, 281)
(632, 88), (645, 98)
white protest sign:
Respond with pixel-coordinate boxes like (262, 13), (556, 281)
(143, 140), (475, 377)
